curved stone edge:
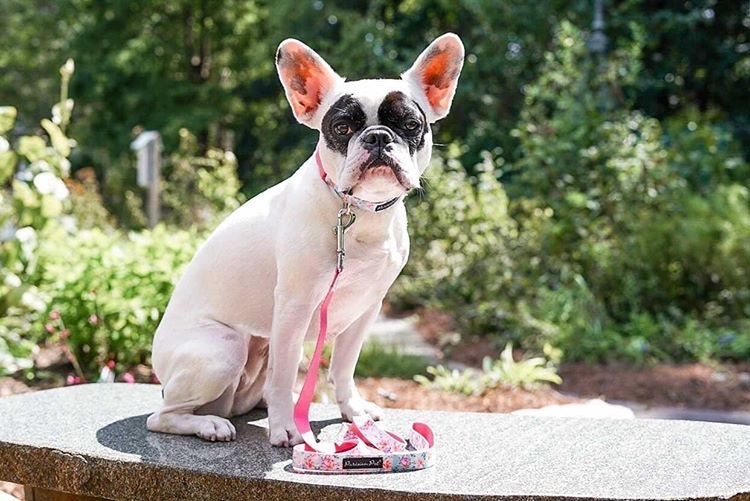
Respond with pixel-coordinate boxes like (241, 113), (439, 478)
(0, 441), (446, 501)
(3, 440), (748, 501)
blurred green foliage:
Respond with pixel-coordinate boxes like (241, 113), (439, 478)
(41, 227), (198, 375)
(1, 1), (749, 377)
(393, 21), (750, 364)
(354, 342), (430, 380)
(414, 343), (561, 395)
(161, 128), (244, 228)
(5, 1), (748, 200)
(0, 61), (234, 378)
(0, 60), (76, 375)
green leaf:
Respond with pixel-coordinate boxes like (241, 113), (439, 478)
(17, 136), (47, 162)
(0, 151), (16, 184)
(41, 119), (71, 158)
(0, 107), (17, 135)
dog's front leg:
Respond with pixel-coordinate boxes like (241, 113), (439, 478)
(264, 293), (317, 447)
(329, 302), (384, 422)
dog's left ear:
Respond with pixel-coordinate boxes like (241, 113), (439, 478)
(276, 39), (344, 129)
(402, 33), (465, 123)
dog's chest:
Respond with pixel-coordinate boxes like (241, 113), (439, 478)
(322, 233), (407, 335)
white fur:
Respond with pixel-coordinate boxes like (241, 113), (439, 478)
(147, 35), (462, 446)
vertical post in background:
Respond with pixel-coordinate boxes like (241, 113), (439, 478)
(130, 131), (162, 228)
(586, 0), (611, 111)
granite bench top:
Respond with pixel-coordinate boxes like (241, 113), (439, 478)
(0, 383), (748, 500)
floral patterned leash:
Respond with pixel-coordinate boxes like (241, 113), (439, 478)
(291, 195), (435, 473)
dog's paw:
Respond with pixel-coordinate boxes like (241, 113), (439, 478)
(339, 396), (384, 422)
(196, 416), (236, 442)
(268, 418), (304, 447)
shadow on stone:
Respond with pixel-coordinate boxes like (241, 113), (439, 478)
(95, 408), (346, 479)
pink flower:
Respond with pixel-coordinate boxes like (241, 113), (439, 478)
(382, 457), (392, 470)
(122, 372), (135, 384)
(88, 314), (99, 325)
(321, 456), (336, 470)
(45, 323), (55, 333)
(416, 458), (424, 468)
(400, 456), (410, 468)
(303, 456), (316, 469)
(66, 375), (82, 385)
(60, 329), (70, 339)
(49, 310), (60, 320)
(106, 360), (115, 369)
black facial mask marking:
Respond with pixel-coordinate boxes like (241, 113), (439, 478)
(376, 91), (427, 155)
(321, 94), (367, 155)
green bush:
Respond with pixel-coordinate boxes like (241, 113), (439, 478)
(354, 342), (430, 380)
(391, 146), (526, 341)
(392, 21), (750, 365)
(161, 128), (244, 229)
(0, 60), (244, 378)
(0, 61), (76, 375)
(39, 226), (198, 376)
(414, 343), (561, 396)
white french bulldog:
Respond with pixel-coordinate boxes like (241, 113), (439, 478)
(147, 33), (464, 446)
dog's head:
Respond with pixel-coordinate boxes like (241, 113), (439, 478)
(276, 34), (464, 203)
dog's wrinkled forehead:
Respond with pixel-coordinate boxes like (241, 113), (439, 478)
(319, 79), (428, 156)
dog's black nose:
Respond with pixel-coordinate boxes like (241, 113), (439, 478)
(361, 128), (394, 150)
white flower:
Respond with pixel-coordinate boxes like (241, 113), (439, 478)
(33, 172), (69, 200)
(3, 272), (21, 288)
(14, 226), (36, 245)
(21, 289), (46, 311)
(61, 215), (77, 234)
(0, 137), (8, 153)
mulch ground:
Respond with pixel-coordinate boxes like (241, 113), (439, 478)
(559, 362), (750, 411)
(356, 377), (577, 412)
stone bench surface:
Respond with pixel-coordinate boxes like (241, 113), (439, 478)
(0, 384), (749, 501)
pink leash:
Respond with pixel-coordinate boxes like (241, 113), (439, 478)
(290, 152), (435, 473)
(293, 267), (358, 454)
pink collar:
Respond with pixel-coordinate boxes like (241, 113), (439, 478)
(315, 149), (402, 213)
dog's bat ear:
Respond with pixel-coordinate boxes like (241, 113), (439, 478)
(276, 39), (344, 129)
(402, 33), (464, 123)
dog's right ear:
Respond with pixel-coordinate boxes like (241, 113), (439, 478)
(276, 39), (344, 129)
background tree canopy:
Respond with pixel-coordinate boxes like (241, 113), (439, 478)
(3, 1), (748, 197)
(1, 0), (750, 375)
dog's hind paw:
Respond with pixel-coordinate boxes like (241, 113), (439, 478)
(196, 416), (236, 442)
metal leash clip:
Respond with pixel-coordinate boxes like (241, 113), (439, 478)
(335, 203), (356, 272)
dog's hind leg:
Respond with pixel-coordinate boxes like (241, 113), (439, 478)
(147, 323), (247, 442)
(230, 335), (269, 415)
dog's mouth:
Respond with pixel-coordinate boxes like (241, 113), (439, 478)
(354, 153), (413, 191)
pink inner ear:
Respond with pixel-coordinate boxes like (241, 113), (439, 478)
(292, 78), (322, 117)
(425, 85), (453, 113)
(280, 47), (330, 119)
(419, 46), (461, 113)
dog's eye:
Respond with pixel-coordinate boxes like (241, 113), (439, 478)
(404, 119), (420, 131)
(333, 122), (351, 136)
